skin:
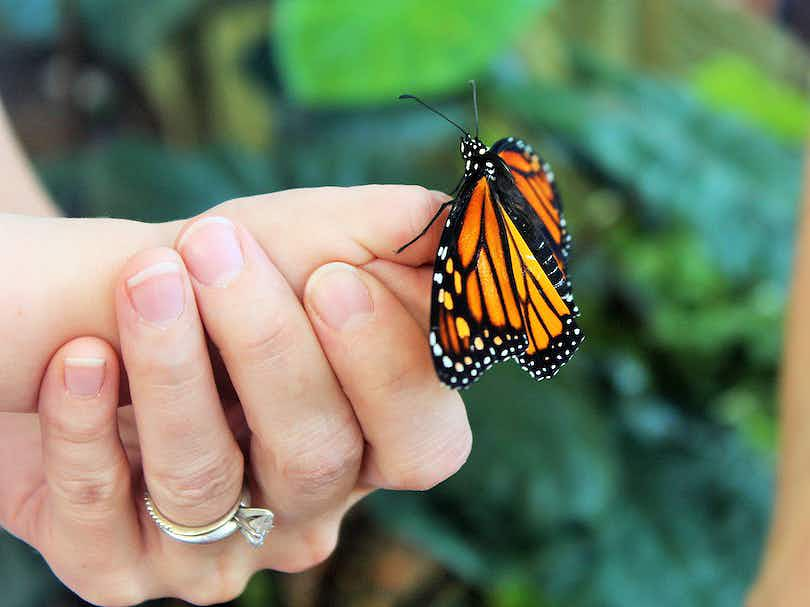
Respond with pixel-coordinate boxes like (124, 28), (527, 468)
(0, 101), (471, 604)
(748, 154), (810, 606)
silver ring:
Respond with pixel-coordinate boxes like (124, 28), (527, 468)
(144, 483), (274, 547)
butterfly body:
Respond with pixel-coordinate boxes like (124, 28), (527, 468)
(399, 88), (583, 389)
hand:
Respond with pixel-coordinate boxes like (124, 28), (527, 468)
(1, 186), (472, 605)
(0, 185), (447, 409)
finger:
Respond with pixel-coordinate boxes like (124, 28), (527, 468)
(116, 248), (244, 527)
(361, 259), (433, 333)
(38, 337), (150, 604)
(214, 185), (450, 290)
(175, 217), (363, 524)
(304, 263), (472, 491)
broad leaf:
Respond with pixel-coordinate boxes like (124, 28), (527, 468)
(274, 0), (556, 105)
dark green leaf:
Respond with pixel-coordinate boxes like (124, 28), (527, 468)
(40, 138), (277, 221)
(76, 0), (205, 66)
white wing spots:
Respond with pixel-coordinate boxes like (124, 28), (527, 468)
(433, 273), (443, 284)
(432, 325), (531, 390)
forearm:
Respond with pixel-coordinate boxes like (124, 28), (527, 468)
(0, 102), (59, 218)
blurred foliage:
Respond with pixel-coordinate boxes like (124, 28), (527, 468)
(0, 530), (63, 607)
(74, 0), (206, 67)
(0, 0), (57, 42)
(45, 139), (277, 221)
(274, 0), (556, 106)
(692, 54), (810, 143)
(2, 0), (808, 606)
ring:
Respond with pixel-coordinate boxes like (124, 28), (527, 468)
(144, 483), (274, 547)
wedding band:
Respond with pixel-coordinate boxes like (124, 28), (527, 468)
(144, 483), (274, 547)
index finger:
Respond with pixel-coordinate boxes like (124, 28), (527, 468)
(210, 185), (449, 290)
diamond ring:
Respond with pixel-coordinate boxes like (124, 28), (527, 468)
(144, 483), (274, 547)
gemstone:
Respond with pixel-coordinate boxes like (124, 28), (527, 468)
(236, 508), (274, 548)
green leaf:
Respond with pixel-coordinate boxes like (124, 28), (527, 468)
(691, 53), (810, 143)
(274, 0), (556, 106)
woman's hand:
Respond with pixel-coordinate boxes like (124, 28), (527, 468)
(0, 187), (472, 605)
(0, 185), (447, 410)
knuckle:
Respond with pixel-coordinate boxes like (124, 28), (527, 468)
(45, 405), (109, 447)
(277, 523), (340, 573)
(73, 576), (145, 607)
(388, 424), (473, 491)
(135, 349), (205, 403)
(178, 559), (251, 605)
(351, 349), (420, 397)
(52, 456), (129, 514)
(180, 577), (249, 606)
(230, 309), (297, 368)
(151, 453), (243, 510)
(276, 424), (363, 496)
(54, 471), (121, 511)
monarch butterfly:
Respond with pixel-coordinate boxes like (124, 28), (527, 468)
(397, 82), (583, 389)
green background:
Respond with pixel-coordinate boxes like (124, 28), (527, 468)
(1, 0), (808, 605)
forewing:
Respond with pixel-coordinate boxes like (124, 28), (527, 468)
(491, 137), (571, 272)
(430, 178), (529, 388)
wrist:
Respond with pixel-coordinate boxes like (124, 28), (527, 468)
(0, 214), (172, 411)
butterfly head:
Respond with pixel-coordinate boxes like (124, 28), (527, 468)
(460, 135), (493, 179)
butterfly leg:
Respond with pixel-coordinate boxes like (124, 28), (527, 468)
(395, 200), (455, 254)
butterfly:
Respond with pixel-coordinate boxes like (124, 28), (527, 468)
(397, 82), (584, 389)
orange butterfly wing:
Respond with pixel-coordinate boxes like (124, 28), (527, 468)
(429, 176), (583, 388)
(492, 138), (571, 276)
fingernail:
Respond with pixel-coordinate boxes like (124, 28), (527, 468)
(308, 263), (373, 330)
(64, 357), (106, 397)
(126, 261), (185, 325)
(178, 217), (244, 287)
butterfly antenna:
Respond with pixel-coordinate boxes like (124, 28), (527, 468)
(468, 80), (479, 138)
(399, 94), (468, 136)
